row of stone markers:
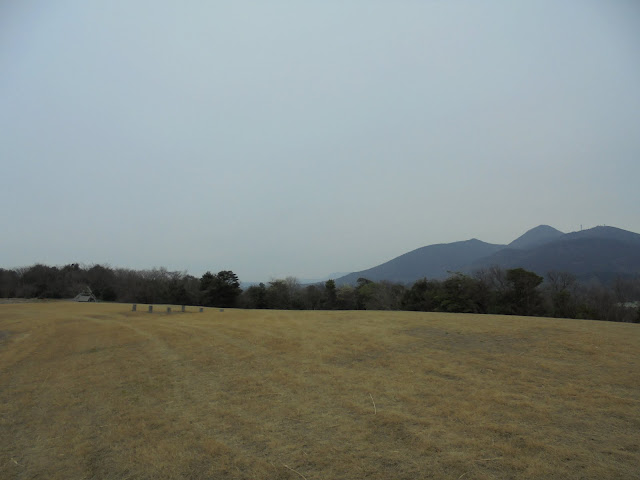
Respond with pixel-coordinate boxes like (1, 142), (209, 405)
(131, 304), (211, 313)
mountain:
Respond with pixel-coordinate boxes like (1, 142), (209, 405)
(561, 226), (640, 246)
(508, 225), (564, 249)
(469, 226), (640, 281)
(334, 225), (640, 286)
(335, 239), (505, 285)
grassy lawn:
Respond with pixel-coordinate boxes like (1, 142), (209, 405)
(1, 302), (638, 479)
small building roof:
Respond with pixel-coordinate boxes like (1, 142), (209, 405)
(74, 293), (97, 302)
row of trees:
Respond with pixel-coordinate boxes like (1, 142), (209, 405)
(1, 263), (638, 322)
(238, 269), (639, 323)
(0, 264), (241, 307)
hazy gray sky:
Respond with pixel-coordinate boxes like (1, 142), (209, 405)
(2, 1), (639, 282)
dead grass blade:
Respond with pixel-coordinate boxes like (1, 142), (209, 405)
(283, 463), (308, 480)
(369, 393), (377, 414)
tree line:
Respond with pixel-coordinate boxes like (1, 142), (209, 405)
(240, 268), (640, 323)
(1, 263), (638, 322)
(0, 264), (239, 308)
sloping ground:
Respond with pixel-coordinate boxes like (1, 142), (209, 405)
(1, 303), (638, 479)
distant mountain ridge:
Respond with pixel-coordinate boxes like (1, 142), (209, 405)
(508, 225), (564, 249)
(334, 225), (640, 285)
(335, 239), (505, 286)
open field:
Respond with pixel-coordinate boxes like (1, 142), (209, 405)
(1, 303), (639, 479)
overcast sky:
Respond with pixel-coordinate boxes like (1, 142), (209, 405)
(1, 1), (639, 282)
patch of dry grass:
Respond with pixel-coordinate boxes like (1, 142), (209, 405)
(1, 303), (638, 479)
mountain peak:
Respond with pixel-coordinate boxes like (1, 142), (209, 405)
(333, 224), (640, 286)
(508, 225), (564, 250)
(566, 225), (640, 246)
(335, 238), (505, 285)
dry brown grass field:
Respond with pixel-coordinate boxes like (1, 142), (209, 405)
(1, 302), (639, 479)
